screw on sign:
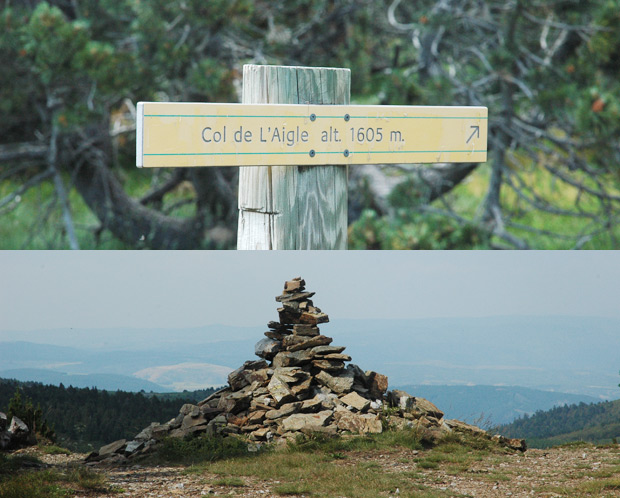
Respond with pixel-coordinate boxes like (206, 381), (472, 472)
(136, 65), (488, 250)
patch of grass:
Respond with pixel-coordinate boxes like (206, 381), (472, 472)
(539, 478), (620, 497)
(417, 460), (440, 470)
(155, 435), (263, 465)
(274, 483), (313, 495)
(0, 453), (44, 477)
(64, 466), (108, 491)
(198, 447), (456, 498)
(578, 478), (620, 493)
(39, 445), (71, 456)
(0, 462), (109, 498)
(213, 476), (246, 487)
(287, 428), (423, 455)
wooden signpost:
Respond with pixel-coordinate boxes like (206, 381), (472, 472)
(136, 64), (488, 250)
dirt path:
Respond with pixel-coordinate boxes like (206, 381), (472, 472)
(27, 444), (620, 497)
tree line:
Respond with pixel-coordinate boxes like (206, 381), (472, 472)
(0, 378), (217, 452)
(499, 398), (620, 447)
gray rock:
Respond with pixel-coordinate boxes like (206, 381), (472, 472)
(181, 414), (208, 430)
(272, 350), (313, 367)
(267, 375), (296, 405)
(99, 439), (127, 457)
(311, 345), (346, 355)
(124, 440), (144, 454)
(244, 360), (268, 371)
(135, 422), (159, 441)
(265, 402), (302, 420)
(0, 412), (7, 431)
(255, 338), (282, 360)
(387, 390), (415, 411)
(292, 324), (320, 337)
(288, 335), (333, 352)
(281, 411), (333, 431)
(312, 359), (345, 372)
(273, 367), (310, 384)
(217, 391), (252, 414)
(179, 404), (200, 417)
(198, 387), (229, 407)
(282, 335), (308, 349)
(228, 366), (250, 391)
(8, 416), (28, 436)
(315, 370), (355, 394)
(276, 291), (315, 303)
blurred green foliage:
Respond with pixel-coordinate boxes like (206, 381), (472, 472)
(1, 0), (619, 248)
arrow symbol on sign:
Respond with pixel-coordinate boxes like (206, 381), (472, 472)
(466, 125), (480, 144)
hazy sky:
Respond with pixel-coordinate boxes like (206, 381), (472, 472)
(1, 251), (619, 334)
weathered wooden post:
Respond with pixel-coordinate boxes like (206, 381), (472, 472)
(237, 65), (350, 250)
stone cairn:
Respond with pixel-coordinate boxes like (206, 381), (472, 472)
(87, 278), (525, 465)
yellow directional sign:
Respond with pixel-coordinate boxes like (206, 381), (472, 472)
(137, 102), (487, 167)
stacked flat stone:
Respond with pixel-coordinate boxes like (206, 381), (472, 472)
(87, 278), (526, 465)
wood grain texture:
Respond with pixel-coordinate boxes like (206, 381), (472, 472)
(237, 64), (350, 250)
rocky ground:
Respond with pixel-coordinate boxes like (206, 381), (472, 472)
(16, 443), (620, 498)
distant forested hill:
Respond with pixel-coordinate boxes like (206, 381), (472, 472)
(499, 399), (620, 448)
(0, 378), (217, 451)
(397, 385), (598, 426)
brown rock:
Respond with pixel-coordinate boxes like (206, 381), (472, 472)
(255, 338), (282, 360)
(278, 308), (302, 324)
(413, 397), (444, 420)
(228, 414), (249, 427)
(228, 366), (250, 391)
(301, 397), (323, 412)
(265, 402), (302, 420)
(99, 439), (127, 457)
(246, 410), (267, 424)
(276, 291), (315, 303)
(334, 412), (382, 434)
(492, 435), (527, 452)
(290, 377), (312, 397)
(340, 392), (371, 412)
(299, 312), (329, 325)
(272, 350), (314, 367)
(217, 391), (251, 414)
(281, 411), (333, 431)
(366, 371), (388, 399)
(288, 335), (333, 352)
(282, 335), (307, 349)
(246, 369), (270, 385)
(311, 345), (346, 355)
(284, 278), (305, 293)
(181, 414), (208, 430)
(265, 331), (284, 340)
(444, 419), (486, 436)
(250, 427), (273, 440)
(300, 425), (338, 437)
(312, 359), (345, 372)
(323, 353), (352, 361)
(292, 324), (320, 337)
(282, 300), (301, 312)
